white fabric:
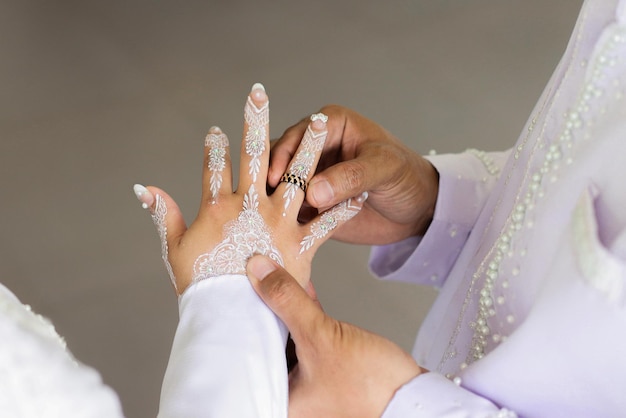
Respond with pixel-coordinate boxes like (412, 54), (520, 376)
(0, 273), (288, 418)
(158, 275), (289, 418)
(0, 283), (124, 417)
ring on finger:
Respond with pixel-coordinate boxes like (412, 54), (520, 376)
(280, 172), (308, 193)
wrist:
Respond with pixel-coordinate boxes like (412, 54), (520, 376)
(412, 158), (439, 237)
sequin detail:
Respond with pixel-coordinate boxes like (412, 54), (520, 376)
(205, 131), (229, 203)
(152, 194), (177, 292)
(192, 185), (284, 281)
(244, 96), (269, 183)
(283, 124), (327, 214)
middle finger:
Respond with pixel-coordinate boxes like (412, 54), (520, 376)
(238, 83), (270, 195)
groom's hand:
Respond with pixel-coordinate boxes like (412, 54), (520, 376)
(247, 255), (424, 418)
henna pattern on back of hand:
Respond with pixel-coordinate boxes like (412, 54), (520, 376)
(192, 184), (284, 282)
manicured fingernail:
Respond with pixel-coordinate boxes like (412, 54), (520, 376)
(250, 82), (267, 102)
(133, 184), (154, 209)
(248, 256), (277, 281)
(208, 125), (222, 134)
(310, 113), (329, 130)
(356, 191), (369, 204)
(310, 179), (334, 206)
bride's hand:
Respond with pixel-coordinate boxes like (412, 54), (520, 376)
(134, 83), (367, 295)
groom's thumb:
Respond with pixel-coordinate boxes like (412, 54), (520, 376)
(247, 255), (325, 347)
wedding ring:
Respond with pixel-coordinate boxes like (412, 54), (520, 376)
(280, 172), (308, 192)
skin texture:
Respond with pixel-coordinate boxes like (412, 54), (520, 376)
(139, 86), (365, 295)
(264, 104), (441, 415)
(247, 255), (424, 418)
(269, 105), (439, 245)
(140, 93), (432, 415)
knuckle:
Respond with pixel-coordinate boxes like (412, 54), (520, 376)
(319, 104), (342, 115)
(338, 162), (366, 193)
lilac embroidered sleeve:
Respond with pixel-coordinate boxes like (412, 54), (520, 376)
(369, 150), (510, 287)
(382, 373), (515, 418)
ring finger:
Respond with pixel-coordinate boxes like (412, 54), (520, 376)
(202, 125), (232, 205)
(275, 113), (329, 217)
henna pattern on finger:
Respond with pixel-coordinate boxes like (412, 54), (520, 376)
(244, 96), (269, 183)
(282, 124), (327, 216)
(152, 194), (177, 292)
(299, 193), (368, 254)
(192, 184), (284, 282)
(205, 130), (229, 204)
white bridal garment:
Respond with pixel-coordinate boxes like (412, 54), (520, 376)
(0, 283), (123, 417)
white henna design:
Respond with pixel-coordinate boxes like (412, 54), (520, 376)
(192, 184), (284, 282)
(205, 131), (229, 203)
(300, 194), (367, 254)
(282, 124), (327, 215)
(152, 194), (177, 292)
(244, 96), (269, 183)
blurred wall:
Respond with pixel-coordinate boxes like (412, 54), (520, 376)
(0, 1), (583, 416)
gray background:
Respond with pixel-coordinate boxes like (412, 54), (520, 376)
(0, 1), (583, 416)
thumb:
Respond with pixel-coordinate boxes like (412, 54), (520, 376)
(133, 184), (187, 245)
(133, 184), (187, 293)
(247, 255), (326, 346)
(307, 159), (370, 209)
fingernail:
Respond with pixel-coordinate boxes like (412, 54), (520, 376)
(310, 113), (329, 130)
(248, 256), (277, 281)
(250, 82), (267, 102)
(310, 179), (334, 206)
(133, 184), (154, 210)
(356, 191), (369, 204)
(208, 125), (222, 134)
(310, 112), (329, 124)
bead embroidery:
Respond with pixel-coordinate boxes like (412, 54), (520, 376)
(244, 96), (269, 183)
(437, 7), (594, 375)
(0, 298), (68, 352)
(205, 130), (229, 204)
(465, 148), (500, 176)
(192, 184), (284, 281)
(283, 124), (327, 215)
(465, 22), (626, 364)
(152, 194), (177, 292)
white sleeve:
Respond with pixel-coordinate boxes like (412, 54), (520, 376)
(158, 275), (289, 418)
(0, 283), (124, 418)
